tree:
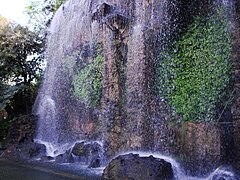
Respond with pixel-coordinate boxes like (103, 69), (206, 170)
(0, 16), (44, 117)
(25, 0), (65, 32)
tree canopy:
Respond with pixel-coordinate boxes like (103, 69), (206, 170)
(25, 0), (65, 32)
(0, 16), (44, 118)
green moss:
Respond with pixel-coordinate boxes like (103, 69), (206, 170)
(157, 7), (232, 122)
(73, 44), (104, 107)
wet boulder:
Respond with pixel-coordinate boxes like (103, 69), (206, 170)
(212, 168), (237, 180)
(1, 142), (46, 160)
(71, 142), (85, 157)
(55, 149), (74, 163)
(40, 155), (54, 161)
(88, 156), (101, 168)
(92, 3), (112, 22)
(71, 141), (103, 167)
(102, 153), (174, 180)
(7, 115), (36, 145)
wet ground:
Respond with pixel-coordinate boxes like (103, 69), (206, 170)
(0, 158), (102, 180)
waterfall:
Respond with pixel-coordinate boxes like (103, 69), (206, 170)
(33, 0), (239, 178)
(34, 0), (98, 156)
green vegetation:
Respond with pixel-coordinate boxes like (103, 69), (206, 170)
(26, 0), (65, 32)
(0, 0), (64, 145)
(157, 8), (232, 122)
(0, 16), (44, 144)
(0, 17), (44, 113)
(73, 45), (104, 107)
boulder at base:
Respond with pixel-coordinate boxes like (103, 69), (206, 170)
(71, 141), (103, 168)
(1, 142), (46, 160)
(102, 153), (174, 180)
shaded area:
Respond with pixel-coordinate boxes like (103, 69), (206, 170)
(0, 158), (101, 180)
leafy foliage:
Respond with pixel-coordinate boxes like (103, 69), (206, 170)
(157, 8), (232, 122)
(0, 117), (15, 143)
(0, 17), (44, 116)
(25, 0), (65, 32)
(73, 46), (104, 107)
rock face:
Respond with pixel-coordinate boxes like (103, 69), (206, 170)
(7, 115), (36, 145)
(211, 168), (238, 180)
(55, 149), (74, 163)
(231, 0), (240, 171)
(102, 153), (174, 180)
(53, 141), (103, 168)
(72, 142), (103, 167)
(34, 0), (240, 175)
(1, 142), (46, 160)
(35, 0), (200, 158)
(167, 122), (223, 175)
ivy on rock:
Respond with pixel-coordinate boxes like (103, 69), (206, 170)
(158, 7), (232, 122)
(73, 45), (104, 107)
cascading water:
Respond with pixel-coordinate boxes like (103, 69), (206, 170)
(34, 0), (102, 156)
(34, 0), (239, 178)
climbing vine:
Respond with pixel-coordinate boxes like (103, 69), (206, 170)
(157, 8), (232, 122)
(73, 44), (104, 107)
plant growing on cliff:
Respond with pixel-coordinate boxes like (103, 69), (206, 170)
(73, 45), (104, 107)
(158, 8), (232, 122)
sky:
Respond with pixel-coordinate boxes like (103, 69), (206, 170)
(0, 0), (29, 25)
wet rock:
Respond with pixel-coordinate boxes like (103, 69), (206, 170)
(71, 142), (85, 156)
(88, 156), (101, 168)
(102, 153), (174, 180)
(8, 115), (36, 145)
(40, 155), (54, 161)
(1, 142), (46, 160)
(71, 141), (103, 167)
(212, 168), (237, 180)
(104, 13), (129, 32)
(92, 3), (112, 22)
(55, 149), (74, 163)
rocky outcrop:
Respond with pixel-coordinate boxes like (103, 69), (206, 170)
(55, 149), (74, 163)
(52, 141), (103, 168)
(167, 122), (222, 175)
(7, 115), (36, 145)
(72, 141), (103, 168)
(34, 0), (240, 175)
(0, 115), (42, 161)
(211, 167), (238, 180)
(102, 153), (174, 180)
(231, 0), (240, 172)
(1, 142), (46, 160)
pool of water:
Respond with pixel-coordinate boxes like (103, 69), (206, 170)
(0, 158), (101, 180)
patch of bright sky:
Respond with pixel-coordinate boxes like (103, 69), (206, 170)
(0, 0), (30, 26)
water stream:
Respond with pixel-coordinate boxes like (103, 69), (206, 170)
(34, 0), (239, 178)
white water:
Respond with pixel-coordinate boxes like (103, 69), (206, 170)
(34, 0), (98, 150)
(34, 139), (76, 157)
(115, 152), (237, 180)
(35, 139), (104, 157)
(33, 0), (238, 179)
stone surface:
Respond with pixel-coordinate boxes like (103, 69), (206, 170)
(212, 168), (238, 180)
(71, 141), (103, 167)
(7, 115), (36, 145)
(167, 122), (223, 175)
(33, 0), (240, 175)
(55, 150), (74, 163)
(88, 157), (101, 168)
(231, 0), (240, 172)
(71, 142), (85, 157)
(102, 153), (173, 180)
(40, 155), (54, 161)
(1, 142), (46, 160)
